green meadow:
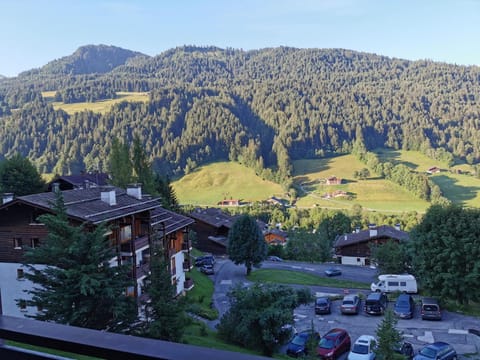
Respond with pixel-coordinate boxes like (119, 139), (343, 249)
(292, 154), (430, 212)
(172, 162), (284, 206)
(41, 91), (149, 115)
(375, 149), (480, 208)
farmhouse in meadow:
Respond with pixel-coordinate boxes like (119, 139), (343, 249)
(325, 176), (343, 185)
(333, 224), (409, 266)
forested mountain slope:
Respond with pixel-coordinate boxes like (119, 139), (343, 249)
(0, 45), (480, 179)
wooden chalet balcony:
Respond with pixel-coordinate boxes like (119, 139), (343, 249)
(184, 277), (194, 291)
(181, 240), (192, 252)
(183, 259), (193, 272)
(136, 261), (150, 279)
(120, 235), (149, 253)
(0, 315), (270, 360)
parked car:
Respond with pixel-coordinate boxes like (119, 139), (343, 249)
(421, 297), (442, 320)
(340, 294), (361, 315)
(348, 335), (377, 360)
(317, 328), (351, 359)
(267, 255), (283, 262)
(200, 264), (214, 275)
(364, 292), (388, 315)
(413, 342), (457, 360)
(394, 341), (414, 360)
(324, 267), (342, 277)
(286, 330), (320, 357)
(195, 254), (215, 267)
(394, 293), (415, 319)
(315, 297), (332, 315)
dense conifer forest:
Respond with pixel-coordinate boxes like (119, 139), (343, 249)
(1, 44), (480, 183)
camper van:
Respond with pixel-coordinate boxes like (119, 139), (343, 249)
(370, 274), (417, 294)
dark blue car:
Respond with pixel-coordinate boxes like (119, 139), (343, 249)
(394, 293), (415, 319)
(286, 330), (320, 357)
(413, 342), (457, 360)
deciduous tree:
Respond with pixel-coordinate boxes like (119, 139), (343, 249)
(0, 154), (45, 195)
(227, 214), (267, 275)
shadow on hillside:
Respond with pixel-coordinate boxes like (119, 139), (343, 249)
(432, 175), (480, 203)
(293, 157), (333, 175)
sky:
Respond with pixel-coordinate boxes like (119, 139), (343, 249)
(1, 0), (480, 77)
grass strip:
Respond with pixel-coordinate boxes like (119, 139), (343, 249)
(248, 269), (370, 290)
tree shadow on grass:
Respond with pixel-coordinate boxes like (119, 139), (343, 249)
(431, 175), (480, 204)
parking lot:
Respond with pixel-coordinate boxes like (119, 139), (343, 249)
(292, 294), (479, 359)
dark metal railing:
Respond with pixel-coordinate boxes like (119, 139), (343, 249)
(0, 315), (269, 360)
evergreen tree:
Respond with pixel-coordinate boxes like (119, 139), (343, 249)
(375, 310), (404, 360)
(132, 134), (154, 193)
(0, 154), (45, 195)
(153, 173), (179, 211)
(227, 214), (268, 275)
(21, 192), (137, 331)
(141, 249), (186, 342)
(108, 137), (133, 188)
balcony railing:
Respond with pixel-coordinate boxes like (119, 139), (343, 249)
(120, 235), (149, 254)
(0, 315), (270, 360)
(181, 240), (192, 252)
(184, 278), (194, 291)
(182, 259), (192, 272)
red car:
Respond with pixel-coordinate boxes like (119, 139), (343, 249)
(317, 328), (351, 360)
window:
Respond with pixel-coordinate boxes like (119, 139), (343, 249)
(120, 225), (132, 243)
(400, 281), (406, 286)
(17, 268), (24, 279)
(13, 237), (22, 249)
(388, 281), (399, 286)
(31, 237), (40, 248)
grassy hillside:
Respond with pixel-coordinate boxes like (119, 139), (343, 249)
(292, 155), (430, 212)
(375, 149), (480, 207)
(172, 162), (284, 205)
(41, 91), (149, 114)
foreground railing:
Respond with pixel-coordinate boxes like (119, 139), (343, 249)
(0, 315), (269, 360)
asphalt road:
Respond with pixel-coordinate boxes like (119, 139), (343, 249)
(206, 257), (479, 359)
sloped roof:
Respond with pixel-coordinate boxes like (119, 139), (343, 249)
(190, 207), (239, 229)
(3, 187), (160, 224)
(151, 207), (194, 236)
(49, 173), (110, 188)
(333, 225), (409, 248)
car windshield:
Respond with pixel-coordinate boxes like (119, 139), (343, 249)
(291, 335), (306, 346)
(423, 305), (438, 311)
(419, 347), (437, 358)
(343, 300), (354, 305)
(319, 338), (334, 349)
(352, 344), (369, 354)
(317, 300), (327, 306)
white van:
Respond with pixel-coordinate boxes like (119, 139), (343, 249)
(370, 274), (417, 293)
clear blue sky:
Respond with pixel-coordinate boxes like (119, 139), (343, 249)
(1, 0), (479, 77)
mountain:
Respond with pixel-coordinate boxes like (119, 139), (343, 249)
(1, 46), (480, 182)
(20, 44), (148, 76)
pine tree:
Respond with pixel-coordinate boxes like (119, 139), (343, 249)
(21, 192), (138, 331)
(132, 134), (154, 193)
(108, 137), (133, 188)
(142, 249), (186, 342)
(375, 309), (403, 360)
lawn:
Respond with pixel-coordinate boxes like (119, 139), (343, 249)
(248, 269), (370, 290)
(172, 162), (284, 206)
(41, 91), (149, 115)
(292, 155), (430, 212)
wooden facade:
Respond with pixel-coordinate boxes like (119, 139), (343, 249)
(334, 225), (409, 266)
(0, 186), (194, 298)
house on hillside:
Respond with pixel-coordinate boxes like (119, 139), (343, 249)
(47, 172), (110, 191)
(217, 198), (241, 206)
(264, 228), (288, 246)
(426, 166), (441, 174)
(0, 185), (194, 317)
(189, 207), (267, 254)
(325, 176), (343, 185)
(333, 224), (409, 266)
